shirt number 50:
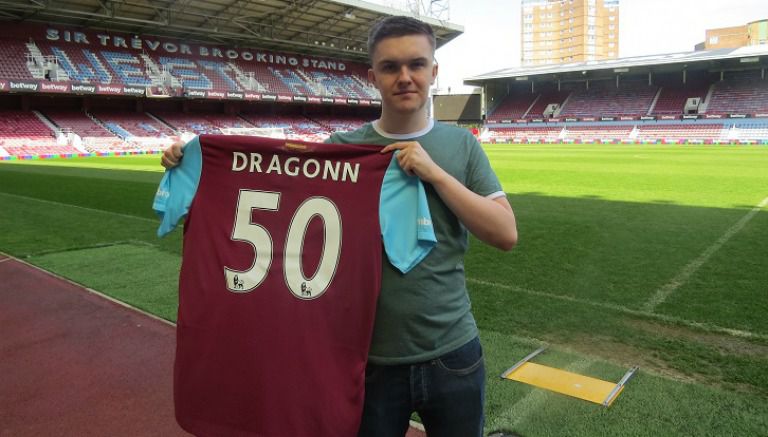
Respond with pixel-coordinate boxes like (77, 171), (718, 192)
(224, 189), (342, 299)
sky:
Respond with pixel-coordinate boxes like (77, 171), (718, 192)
(373, 0), (768, 93)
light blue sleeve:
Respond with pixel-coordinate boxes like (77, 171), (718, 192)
(153, 137), (203, 237)
(379, 155), (437, 273)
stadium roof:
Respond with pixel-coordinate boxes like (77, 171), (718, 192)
(0, 0), (463, 63)
(464, 45), (768, 85)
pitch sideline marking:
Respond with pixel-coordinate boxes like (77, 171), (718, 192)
(1, 252), (175, 328)
(0, 191), (157, 224)
(467, 278), (768, 341)
(643, 196), (768, 312)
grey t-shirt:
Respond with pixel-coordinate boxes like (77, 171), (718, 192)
(329, 119), (504, 364)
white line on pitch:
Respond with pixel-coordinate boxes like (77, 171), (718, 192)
(467, 278), (768, 341)
(0, 191), (157, 223)
(643, 196), (768, 313)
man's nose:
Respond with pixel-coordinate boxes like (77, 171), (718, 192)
(396, 65), (412, 83)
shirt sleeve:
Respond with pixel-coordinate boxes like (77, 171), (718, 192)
(153, 136), (203, 237)
(465, 134), (504, 198)
(379, 155), (437, 273)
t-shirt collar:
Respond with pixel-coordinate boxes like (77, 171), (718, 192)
(372, 119), (435, 140)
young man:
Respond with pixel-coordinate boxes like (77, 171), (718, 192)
(161, 16), (518, 436)
(327, 16), (517, 437)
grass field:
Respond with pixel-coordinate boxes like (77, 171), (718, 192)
(1, 144), (767, 436)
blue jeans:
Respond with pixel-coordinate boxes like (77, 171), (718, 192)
(357, 337), (485, 437)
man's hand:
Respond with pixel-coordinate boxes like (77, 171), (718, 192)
(161, 139), (185, 169)
(380, 141), (446, 184)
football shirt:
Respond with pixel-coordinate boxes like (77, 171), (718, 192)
(153, 135), (435, 436)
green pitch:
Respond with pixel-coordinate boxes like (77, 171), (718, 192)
(1, 145), (767, 436)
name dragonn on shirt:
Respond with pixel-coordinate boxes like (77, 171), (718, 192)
(231, 151), (360, 183)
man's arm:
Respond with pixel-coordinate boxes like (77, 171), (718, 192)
(381, 141), (518, 251)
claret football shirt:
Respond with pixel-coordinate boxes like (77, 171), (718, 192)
(153, 135), (435, 437)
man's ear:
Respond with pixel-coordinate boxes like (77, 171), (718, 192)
(431, 62), (438, 85)
(368, 68), (376, 85)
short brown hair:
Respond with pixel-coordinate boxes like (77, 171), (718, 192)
(367, 16), (436, 62)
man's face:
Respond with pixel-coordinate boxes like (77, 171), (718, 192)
(368, 34), (438, 116)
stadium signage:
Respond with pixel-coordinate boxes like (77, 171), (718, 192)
(514, 119), (526, 123)
(704, 114), (723, 119)
(292, 96), (308, 103)
(371, 100), (382, 106)
(729, 114), (747, 118)
(660, 115), (678, 120)
(582, 117), (596, 122)
(530, 118), (544, 123)
(359, 100), (371, 106)
(0, 80), (6, 91)
(71, 84), (96, 93)
(549, 118), (561, 122)
(207, 91), (226, 99)
(226, 91), (244, 99)
(45, 27), (348, 71)
(40, 82), (69, 93)
(308, 97), (322, 104)
(186, 90), (206, 98)
(565, 117), (578, 122)
(321, 97), (334, 104)
(348, 99), (359, 105)
(600, 117), (615, 121)
(277, 95), (293, 102)
(9, 81), (39, 91)
(334, 98), (347, 104)
(619, 116), (635, 121)
(682, 114), (700, 119)
(755, 113), (768, 118)
(97, 85), (123, 95)
(640, 116), (656, 121)
(261, 94), (278, 101)
(123, 86), (145, 95)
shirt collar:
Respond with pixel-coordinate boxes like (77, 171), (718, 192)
(372, 119), (435, 140)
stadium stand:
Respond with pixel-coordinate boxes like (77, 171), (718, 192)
(652, 82), (710, 115)
(42, 110), (130, 152)
(487, 126), (563, 142)
(558, 80), (659, 118)
(562, 124), (634, 142)
(526, 90), (572, 119)
(705, 71), (768, 115)
(16, 34), (381, 101)
(635, 123), (727, 143)
(239, 113), (328, 141)
(151, 111), (253, 135)
(487, 94), (538, 122)
(0, 110), (82, 156)
(91, 110), (177, 138)
(0, 42), (35, 80)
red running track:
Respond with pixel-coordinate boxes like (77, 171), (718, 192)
(0, 254), (427, 437)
